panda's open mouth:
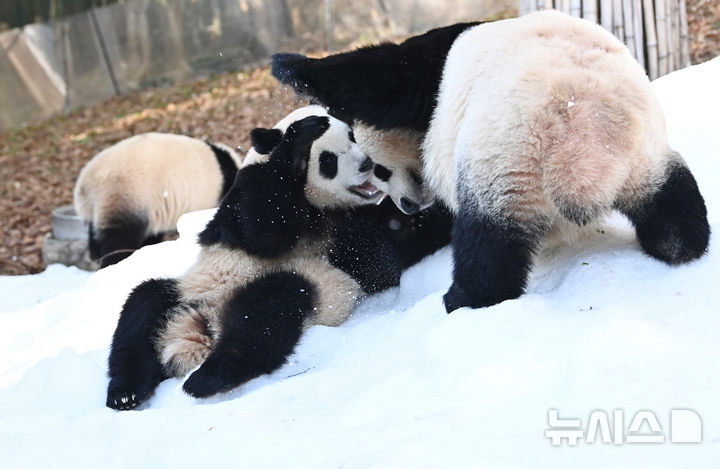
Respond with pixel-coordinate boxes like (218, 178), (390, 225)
(349, 180), (382, 200)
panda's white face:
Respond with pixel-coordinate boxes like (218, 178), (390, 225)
(353, 123), (434, 214)
(304, 117), (383, 208)
(246, 106), (384, 208)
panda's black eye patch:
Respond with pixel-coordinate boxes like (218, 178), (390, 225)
(373, 164), (393, 182)
(319, 151), (338, 179)
(409, 170), (423, 185)
(348, 129), (356, 143)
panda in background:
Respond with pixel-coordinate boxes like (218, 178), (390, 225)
(271, 10), (710, 313)
(73, 132), (242, 268)
(107, 113), (383, 410)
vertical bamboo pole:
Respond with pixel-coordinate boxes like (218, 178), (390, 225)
(571, 0), (582, 17)
(656, 0), (669, 75)
(600, 0), (613, 32)
(585, 0), (598, 23)
(678, 0), (690, 67)
(642, 0), (659, 79)
(632, 0), (644, 67)
(622, 0), (636, 62)
(561, 0), (571, 15)
(612, 0), (624, 41)
(670, 0), (681, 69)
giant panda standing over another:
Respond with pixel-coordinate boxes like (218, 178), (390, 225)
(272, 10), (711, 313)
(74, 133), (242, 268)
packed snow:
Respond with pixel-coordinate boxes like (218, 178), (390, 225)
(1, 57), (719, 468)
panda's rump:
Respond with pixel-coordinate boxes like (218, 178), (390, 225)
(437, 11), (669, 227)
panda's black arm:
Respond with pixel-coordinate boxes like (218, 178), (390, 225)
(329, 207), (403, 294)
(107, 278), (180, 410)
(199, 116), (330, 258)
(329, 202), (454, 294)
(389, 204), (454, 270)
(198, 163), (319, 257)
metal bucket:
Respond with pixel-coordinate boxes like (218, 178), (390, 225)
(51, 205), (88, 240)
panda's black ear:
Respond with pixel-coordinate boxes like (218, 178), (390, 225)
(272, 115), (330, 172)
(250, 128), (283, 155)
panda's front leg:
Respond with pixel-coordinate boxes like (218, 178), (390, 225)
(107, 278), (180, 410)
(443, 206), (544, 313)
(182, 271), (315, 398)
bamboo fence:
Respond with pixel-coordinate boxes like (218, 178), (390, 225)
(518, 0), (691, 79)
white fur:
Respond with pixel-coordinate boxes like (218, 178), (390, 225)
(74, 133), (241, 235)
(422, 10), (673, 228)
(353, 123), (434, 212)
(243, 105), (381, 208)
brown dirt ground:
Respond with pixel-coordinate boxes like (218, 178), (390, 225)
(1, 4), (719, 275)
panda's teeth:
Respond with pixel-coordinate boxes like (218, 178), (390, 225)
(350, 181), (382, 199)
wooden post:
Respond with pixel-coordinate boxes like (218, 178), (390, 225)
(643, 0), (659, 79)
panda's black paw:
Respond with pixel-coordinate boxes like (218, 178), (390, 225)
(106, 380), (153, 411)
(182, 359), (251, 399)
(443, 284), (498, 313)
(443, 285), (471, 314)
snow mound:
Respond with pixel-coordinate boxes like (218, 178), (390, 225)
(1, 59), (719, 468)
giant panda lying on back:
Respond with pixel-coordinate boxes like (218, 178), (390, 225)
(272, 10), (711, 313)
(74, 133), (242, 268)
(107, 109), (452, 410)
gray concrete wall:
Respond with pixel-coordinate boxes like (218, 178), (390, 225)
(0, 0), (514, 131)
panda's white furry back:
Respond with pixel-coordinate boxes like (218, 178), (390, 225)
(423, 11), (668, 220)
(271, 10), (710, 313)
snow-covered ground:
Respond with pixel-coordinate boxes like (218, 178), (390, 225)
(2, 57), (719, 468)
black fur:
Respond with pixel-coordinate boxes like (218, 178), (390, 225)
(620, 162), (710, 265)
(319, 151), (338, 179)
(182, 271), (315, 398)
(198, 116), (330, 258)
(250, 127), (283, 154)
(206, 141), (240, 199)
(89, 212), (149, 268)
(443, 208), (542, 313)
(373, 164), (393, 182)
(271, 22), (480, 132)
(331, 199), (453, 293)
(107, 278), (180, 410)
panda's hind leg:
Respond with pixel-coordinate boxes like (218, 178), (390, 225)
(443, 205), (546, 313)
(107, 278), (180, 410)
(182, 271), (315, 398)
(618, 157), (710, 265)
(92, 211), (149, 268)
